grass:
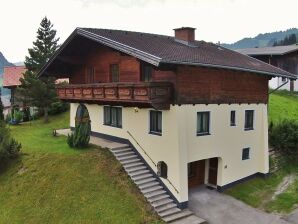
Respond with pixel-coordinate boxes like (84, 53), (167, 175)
(0, 112), (162, 224)
(226, 91), (298, 214)
(269, 90), (298, 123)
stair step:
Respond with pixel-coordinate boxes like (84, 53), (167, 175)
(152, 198), (174, 208)
(135, 177), (156, 185)
(123, 162), (144, 169)
(112, 148), (132, 154)
(121, 158), (141, 165)
(116, 151), (135, 158)
(141, 185), (163, 194)
(169, 215), (207, 224)
(139, 181), (159, 190)
(129, 169), (150, 177)
(155, 202), (177, 213)
(144, 189), (166, 198)
(118, 154), (138, 161)
(125, 165), (147, 173)
(158, 207), (181, 217)
(148, 193), (170, 203)
(162, 209), (193, 223)
(110, 145), (130, 150)
(132, 173), (153, 181)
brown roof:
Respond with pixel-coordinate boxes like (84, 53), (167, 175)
(235, 45), (298, 56)
(3, 66), (26, 88)
(39, 28), (297, 79)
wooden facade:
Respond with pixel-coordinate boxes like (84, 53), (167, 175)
(55, 38), (270, 107)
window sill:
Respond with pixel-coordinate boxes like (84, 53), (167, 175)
(244, 128), (254, 131)
(196, 132), (211, 136)
(230, 124), (236, 127)
(103, 124), (122, 129)
(149, 131), (162, 136)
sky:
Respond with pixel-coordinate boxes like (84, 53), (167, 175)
(0, 0), (298, 63)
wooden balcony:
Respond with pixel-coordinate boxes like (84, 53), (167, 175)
(57, 82), (173, 110)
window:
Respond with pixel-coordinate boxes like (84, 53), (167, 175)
(197, 112), (210, 135)
(104, 106), (122, 128)
(282, 77), (287, 82)
(149, 110), (162, 135)
(141, 64), (152, 82)
(86, 67), (95, 83)
(244, 110), (254, 130)
(242, 148), (250, 160)
(230, 110), (236, 126)
(110, 64), (119, 82)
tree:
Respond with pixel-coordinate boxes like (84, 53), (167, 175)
(0, 90), (4, 121)
(18, 17), (60, 123)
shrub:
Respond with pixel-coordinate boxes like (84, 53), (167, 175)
(67, 122), (91, 149)
(0, 122), (21, 163)
(269, 120), (298, 162)
(48, 101), (69, 115)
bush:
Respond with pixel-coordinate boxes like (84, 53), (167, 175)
(48, 101), (69, 115)
(269, 120), (298, 162)
(67, 122), (91, 149)
(0, 122), (21, 163)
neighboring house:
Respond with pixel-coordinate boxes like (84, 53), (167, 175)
(38, 27), (295, 209)
(3, 65), (26, 112)
(236, 44), (298, 91)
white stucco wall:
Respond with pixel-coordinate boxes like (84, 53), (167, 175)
(70, 103), (269, 203)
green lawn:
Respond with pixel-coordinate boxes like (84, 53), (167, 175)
(226, 91), (298, 214)
(0, 112), (162, 224)
(269, 90), (298, 123)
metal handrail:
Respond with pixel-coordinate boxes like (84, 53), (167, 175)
(127, 130), (179, 194)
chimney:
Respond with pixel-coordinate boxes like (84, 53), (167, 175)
(174, 27), (196, 43)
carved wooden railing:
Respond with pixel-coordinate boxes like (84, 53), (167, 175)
(56, 82), (173, 110)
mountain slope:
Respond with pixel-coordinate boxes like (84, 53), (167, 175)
(223, 28), (298, 49)
(0, 51), (13, 75)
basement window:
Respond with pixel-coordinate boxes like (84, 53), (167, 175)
(197, 112), (210, 136)
(242, 148), (250, 160)
(244, 110), (254, 131)
(104, 106), (122, 128)
(149, 110), (162, 135)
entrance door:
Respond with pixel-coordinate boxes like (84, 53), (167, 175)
(188, 160), (205, 188)
(208, 158), (218, 186)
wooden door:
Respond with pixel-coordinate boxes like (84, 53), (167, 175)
(208, 158), (218, 186)
(188, 160), (205, 188)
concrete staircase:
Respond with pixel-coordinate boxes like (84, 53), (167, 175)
(110, 145), (206, 224)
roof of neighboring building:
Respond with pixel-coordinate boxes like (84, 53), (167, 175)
(39, 28), (297, 79)
(235, 44), (298, 56)
(3, 66), (26, 88)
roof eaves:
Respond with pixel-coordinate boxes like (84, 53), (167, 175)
(161, 60), (297, 80)
(77, 28), (162, 66)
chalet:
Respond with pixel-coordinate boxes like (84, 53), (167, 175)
(38, 27), (296, 221)
(236, 44), (298, 91)
(3, 65), (26, 112)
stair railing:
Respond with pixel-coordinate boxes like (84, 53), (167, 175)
(127, 131), (179, 194)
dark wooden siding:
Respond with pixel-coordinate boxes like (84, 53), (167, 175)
(176, 66), (269, 104)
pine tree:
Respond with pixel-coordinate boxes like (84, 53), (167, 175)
(18, 17), (60, 123)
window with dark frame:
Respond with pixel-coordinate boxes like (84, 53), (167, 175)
(141, 64), (153, 82)
(242, 148), (250, 160)
(230, 110), (236, 126)
(197, 112), (210, 136)
(149, 110), (162, 135)
(86, 67), (95, 83)
(103, 106), (122, 128)
(244, 110), (254, 130)
(110, 64), (119, 82)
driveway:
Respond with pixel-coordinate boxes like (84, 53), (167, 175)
(189, 187), (296, 224)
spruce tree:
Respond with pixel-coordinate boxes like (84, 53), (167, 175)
(18, 17), (60, 123)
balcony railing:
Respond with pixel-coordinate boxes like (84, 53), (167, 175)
(57, 82), (173, 110)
